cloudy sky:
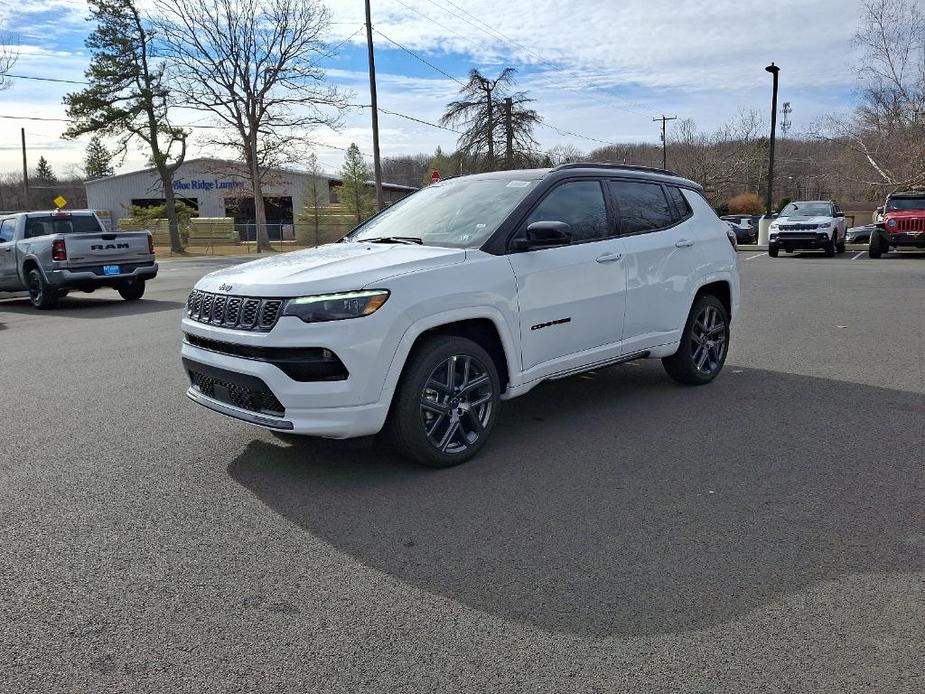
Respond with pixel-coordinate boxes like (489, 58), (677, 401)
(1, 0), (863, 177)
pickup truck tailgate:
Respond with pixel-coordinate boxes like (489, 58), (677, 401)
(64, 232), (153, 266)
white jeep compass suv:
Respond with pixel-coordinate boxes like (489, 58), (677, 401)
(181, 164), (740, 467)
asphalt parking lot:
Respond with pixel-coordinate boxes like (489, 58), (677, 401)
(1, 250), (923, 693)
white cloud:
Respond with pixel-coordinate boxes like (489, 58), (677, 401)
(0, 0), (866, 173)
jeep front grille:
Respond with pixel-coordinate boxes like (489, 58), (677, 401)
(895, 218), (925, 232)
(186, 289), (284, 332)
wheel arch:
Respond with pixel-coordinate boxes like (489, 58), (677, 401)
(692, 278), (732, 318)
(19, 255), (44, 285)
(381, 309), (518, 402)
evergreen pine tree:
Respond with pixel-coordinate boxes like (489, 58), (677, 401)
(84, 136), (115, 179)
(340, 144), (373, 224)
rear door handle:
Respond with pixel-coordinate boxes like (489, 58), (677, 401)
(595, 252), (623, 263)
(675, 239), (695, 248)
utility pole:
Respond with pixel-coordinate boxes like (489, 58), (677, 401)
(21, 128), (29, 208)
(364, 0), (384, 211)
(653, 114), (677, 169)
(503, 97), (514, 170)
(780, 101), (792, 137)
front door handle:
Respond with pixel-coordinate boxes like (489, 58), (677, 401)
(595, 252), (623, 263)
(675, 239), (695, 248)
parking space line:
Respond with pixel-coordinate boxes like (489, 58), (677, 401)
(743, 253), (765, 261)
(851, 251), (865, 260)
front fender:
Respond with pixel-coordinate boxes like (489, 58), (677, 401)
(379, 306), (521, 400)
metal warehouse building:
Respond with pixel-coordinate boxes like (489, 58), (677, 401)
(84, 157), (417, 231)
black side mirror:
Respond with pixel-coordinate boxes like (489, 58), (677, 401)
(834, 211), (844, 218)
(511, 221), (572, 251)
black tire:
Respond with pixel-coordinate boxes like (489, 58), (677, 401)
(662, 295), (729, 386)
(869, 233), (884, 258)
(836, 233), (846, 253)
(824, 235), (836, 257)
(27, 268), (59, 310)
(388, 335), (501, 467)
(118, 279), (145, 301)
(768, 246), (779, 258)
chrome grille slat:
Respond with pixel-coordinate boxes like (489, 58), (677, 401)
(185, 290), (284, 332)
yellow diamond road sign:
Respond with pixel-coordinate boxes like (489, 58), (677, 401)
(53, 195), (67, 208)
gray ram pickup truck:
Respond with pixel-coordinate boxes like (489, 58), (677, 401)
(0, 210), (157, 309)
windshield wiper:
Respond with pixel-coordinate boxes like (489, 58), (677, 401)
(363, 236), (423, 245)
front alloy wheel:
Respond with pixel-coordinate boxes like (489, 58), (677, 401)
(421, 354), (494, 455)
(389, 335), (500, 467)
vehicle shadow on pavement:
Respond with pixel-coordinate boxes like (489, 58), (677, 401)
(227, 362), (924, 638)
(0, 297), (184, 318)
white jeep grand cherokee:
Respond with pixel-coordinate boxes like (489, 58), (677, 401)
(181, 164), (740, 467)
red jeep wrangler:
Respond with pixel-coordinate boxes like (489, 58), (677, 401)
(869, 191), (925, 258)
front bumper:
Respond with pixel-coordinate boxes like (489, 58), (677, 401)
(887, 231), (925, 247)
(769, 232), (832, 250)
(46, 261), (158, 288)
(180, 313), (396, 438)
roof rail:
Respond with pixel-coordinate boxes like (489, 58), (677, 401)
(551, 162), (682, 178)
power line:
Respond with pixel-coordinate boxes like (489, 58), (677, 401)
(416, 0), (653, 120)
(372, 28), (466, 88)
(7, 73), (89, 85)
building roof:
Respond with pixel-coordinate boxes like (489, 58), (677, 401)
(84, 157), (417, 192)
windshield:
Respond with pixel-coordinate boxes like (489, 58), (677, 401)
(886, 196), (925, 211)
(25, 215), (102, 238)
(779, 202), (832, 217)
(344, 177), (537, 248)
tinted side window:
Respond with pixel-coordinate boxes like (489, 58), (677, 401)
(526, 181), (609, 243)
(666, 186), (692, 220)
(609, 181), (673, 233)
(0, 219), (13, 242)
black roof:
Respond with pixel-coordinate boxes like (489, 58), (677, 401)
(441, 162), (703, 191)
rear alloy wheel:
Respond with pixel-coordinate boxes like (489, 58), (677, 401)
(662, 295), (729, 385)
(118, 279), (146, 301)
(389, 336), (500, 467)
(27, 268), (59, 310)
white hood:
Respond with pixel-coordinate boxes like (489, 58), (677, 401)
(195, 242), (467, 296)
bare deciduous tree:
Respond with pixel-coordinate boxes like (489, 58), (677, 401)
(156, 0), (348, 251)
(816, 0), (925, 191)
(0, 23), (17, 91)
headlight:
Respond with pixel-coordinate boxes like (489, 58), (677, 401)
(886, 218), (897, 229)
(282, 289), (389, 323)
(815, 222), (830, 229)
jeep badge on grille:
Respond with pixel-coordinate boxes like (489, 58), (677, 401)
(218, 283), (233, 292)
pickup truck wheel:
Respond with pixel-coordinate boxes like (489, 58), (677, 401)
(27, 268), (59, 310)
(118, 279), (145, 301)
(388, 335), (500, 467)
(662, 295), (729, 386)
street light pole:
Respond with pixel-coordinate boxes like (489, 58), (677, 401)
(758, 62), (780, 246)
(764, 62), (780, 216)
(364, 0), (384, 211)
